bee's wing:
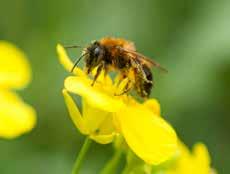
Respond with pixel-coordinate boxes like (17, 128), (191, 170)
(117, 46), (168, 73)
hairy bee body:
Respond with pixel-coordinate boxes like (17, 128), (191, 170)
(85, 38), (134, 73)
(72, 37), (165, 98)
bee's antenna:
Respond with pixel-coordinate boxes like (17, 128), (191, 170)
(64, 45), (82, 49)
(71, 52), (88, 72)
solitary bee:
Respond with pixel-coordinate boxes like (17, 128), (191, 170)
(66, 37), (167, 98)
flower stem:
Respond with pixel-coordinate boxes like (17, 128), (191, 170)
(100, 149), (123, 174)
(72, 137), (92, 174)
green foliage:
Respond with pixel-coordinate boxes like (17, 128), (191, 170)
(122, 150), (152, 174)
(0, 0), (230, 173)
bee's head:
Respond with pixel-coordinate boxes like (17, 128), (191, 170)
(85, 41), (105, 73)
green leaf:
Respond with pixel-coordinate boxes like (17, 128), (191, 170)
(121, 150), (152, 174)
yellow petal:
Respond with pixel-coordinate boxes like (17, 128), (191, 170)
(193, 143), (210, 164)
(90, 132), (116, 144)
(177, 140), (191, 158)
(96, 113), (115, 135)
(193, 143), (211, 174)
(89, 113), (116, 144)
(64, 76), (125, 112)
(165, 141), (214, 174)
(143, 99), (161, 116)
(0, 41), (31, 89)
(56, 44), (85, 76)
(0, 90), (36, 139)
(210, 168), (218, 174)
(62, 89), (89, 134)
(82, 97), (114, 133)
(116, 105), (177, 165)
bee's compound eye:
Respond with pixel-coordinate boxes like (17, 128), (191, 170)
(94, 47), (100, 57)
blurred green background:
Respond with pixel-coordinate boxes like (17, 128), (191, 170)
(0, 0), (229, 173)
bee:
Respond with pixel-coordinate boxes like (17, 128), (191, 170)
(66, 37), (167, 98)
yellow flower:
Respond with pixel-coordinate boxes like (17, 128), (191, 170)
(165, 141), (217, 174)
(57, 44), (177, 165)
(0, 41), (36, 139)
(62, 89), (116, 144)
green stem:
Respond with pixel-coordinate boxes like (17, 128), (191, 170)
(100, 149), (123, 174)
(72, 137), (92, 174)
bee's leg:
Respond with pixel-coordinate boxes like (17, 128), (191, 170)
(131, 59), (153, 84)
(115, 79), (132, 96)
(103, 65), (110, 80)
(115, 86), (132, 96)
(91, 63), (104, 86)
